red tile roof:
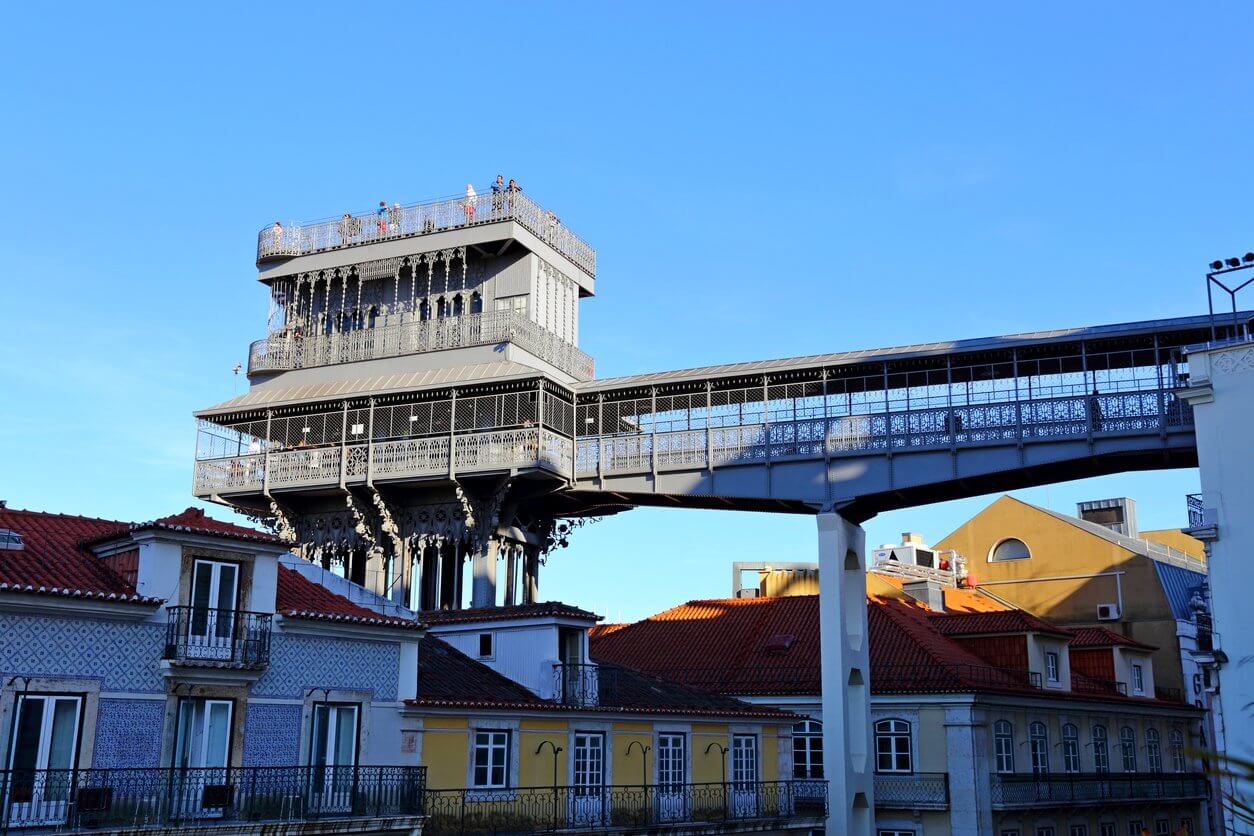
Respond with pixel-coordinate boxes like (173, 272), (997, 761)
(422, 602), (601, 625)
(1068, 626), (1157, 651)
(275, 566), (421, 629)
(103, 507), (283, 545)
(928, 610), (1074, 639)
(0, 508), (156, 603)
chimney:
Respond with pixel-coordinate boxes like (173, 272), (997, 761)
(901, 532), (926, 546)
(902, 578), (946, 612)
(1076, 498), (1138, 537)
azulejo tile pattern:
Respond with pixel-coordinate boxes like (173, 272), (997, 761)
(0, 614), (165, 693)
(93, 698), (165, 768)
(243, 703), (303, 766)
(252, 634), (400, 701)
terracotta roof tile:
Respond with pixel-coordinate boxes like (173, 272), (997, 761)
(275, 567), (421, 629)
(123, 507), (283, 545)
(928, 610), (1074, 638)
(1068, 626), (1157, 651)
(422, 602), (601, 625)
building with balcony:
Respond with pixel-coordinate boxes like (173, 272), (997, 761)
(589, 571), (1208, 836)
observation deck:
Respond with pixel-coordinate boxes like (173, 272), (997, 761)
(257, 187), (595, 279)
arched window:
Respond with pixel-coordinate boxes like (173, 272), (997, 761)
(874, 719), (912, 774)
(1062, 724), (1080, 773)
(1120, 726), (1137, 772)
(994, 720), (1015, 774)
(452, 294), (464, 317)
(470, 291), (483, 315)
(419, 299), (431, 321)
(1170, 729), (1187, 772)
(1092, 725), (1109, 773)
(436, 297), (448, 319)
(1145, 728), (1162, 773)
(1029, 721), (1050, 775)
(793, 720), (823, 779)
(990, 538), (1031, 562)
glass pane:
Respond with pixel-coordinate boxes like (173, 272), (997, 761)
(174, 700), (197, 768)
(313, 706), (330, 768)
(191, 563), (214, 635)
(10, 697), (45, 771)
(332, 706), (357, 766)
(216, 565), (238, 612)
(46, 699), (80, 771)
(204, 702), (232, 768)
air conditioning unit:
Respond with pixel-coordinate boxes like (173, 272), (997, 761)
(1097, 603), (1120, 621)
(736, 588), (759, 599)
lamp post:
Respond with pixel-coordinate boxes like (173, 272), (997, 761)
(626, 740), (651, 788)
(536, 740), (564, 828)
(1204, 254), (1254, 343)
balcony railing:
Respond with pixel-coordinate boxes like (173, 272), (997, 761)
(874, 773), (949, 810)
(989, 772), (1208, 808)
(553, 663), (600, 707)
(194, 428), (575, 497)
(422, 780), (826, 834)
(1070, 672), (1128, 697)
(257, 188), (596, 278)
(1187, 493), (1206, 528)
(0, 765), (425, 831)
(873, 663), (1043, 693)
(249, 309), (594, 381)
(163, 607), (272, 668)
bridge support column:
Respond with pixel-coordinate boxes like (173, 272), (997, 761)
(816, 511), (874, 836)
(471, 538), (501, 608)
(943, 706), (993, 836)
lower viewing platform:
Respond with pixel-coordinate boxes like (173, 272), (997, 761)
(989, 772), (1208, 809)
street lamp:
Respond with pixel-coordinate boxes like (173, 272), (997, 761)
(626, 741), (651, 788)
(1204, 255), (1254, 342)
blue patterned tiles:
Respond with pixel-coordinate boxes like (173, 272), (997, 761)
(253, 634), (400, 701)
(0, 614), (165, 693)
(93, 698), (165, 768)
(242, 703), (303, 766)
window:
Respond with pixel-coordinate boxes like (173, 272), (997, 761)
(1127, 821), (1144, 836)
(472, 730), (509, 788)
(1070, 826), (1088, 836)
(1177, 816), (1193, 834)
(1062, 724), (1080, 773)
(1036, 828), (1055, 836)
(1099, 824), (1116, 836)
(1154, 819), (1170, 836)
(793, 720), (824, 779)
(572, 732), (604, 794)
(879, 831), (916, 836)
(657, 733), (686, 789)
(1120, 727), (1137, 772)
(174, 698), (233, 769)
(1029, 722), (1050, 775)
(311, 703), (359, 771)
(478, 633), (493, 658)
(1046, 652), (1060, 684)
(991, 538), (1031, 562)
(994, 720), (1015, 773)
(874, 719), (912, 774)
(732, 734), (758, 789)
(1092, 725), (1109, 773)
(188, 559), (240, 659)
(7, 694), (83, 775)
(1132, 664), (1145, 695)
(1000, 830), (1021, 836)
(494, 295), (528, 315)
(1170, 729), (1187, 772)
(1145, 729), (1162, 773)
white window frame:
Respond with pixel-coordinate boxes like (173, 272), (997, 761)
(1145, 728), (1162, 773)
(1029, 722), (1050, 775)
(656, 732), (686, 789)
(1046, 652), (1060, 684)
(174, 698), (233, 770)
(731, 734), (758, 789)
(6, 694), (84, 773)
(1132, 664), (1145, 695)
(1099, 824), (1116, 836)
(994, 720), (1015, 774)
(1070, 826), (1088, 836)
(1127, 821), (1145, 836)
(793, 720), (824, 779)
(1120, 727), (1137, 772)
(1092, 725), (1109, 773)
(875, 718), (913, 774)
(1062, 724), (1080, 774)
(1170, 729), (1187, 772)
(472, 730), (510, 789)
(1035, 827), (1055, 836)
(1154, 819), (1170, 836)
(572, 732), (605, 795)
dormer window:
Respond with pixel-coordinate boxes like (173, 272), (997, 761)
(478, 633), (493, 658)
(1046, 651), (1060, 684)
(1132, 663), (1145, 695)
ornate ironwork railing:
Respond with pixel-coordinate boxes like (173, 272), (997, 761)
(873, 773), (950, 810)
(1070, 672), (1128, 697)
(193, 428), (575, 496)
(256, 188), (596, 277)
(421, 780), (826, 834)
(552, 663), (600, 706)
(163, 607), (272, 668)
(1186, 493), (1205, 528)
(574, 390), (1194, 477)
(0, 765), (425, 831)
(989, 772), (1207, 808)
(249, 309), (594, 381)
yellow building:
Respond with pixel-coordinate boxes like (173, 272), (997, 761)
(935, 495), (1206, 698)
(404, 604), (821, 834)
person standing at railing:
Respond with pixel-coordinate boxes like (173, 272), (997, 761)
(376, 201), (389, 237)
(463, 184), (477, 223)
(271, 220), (283, 251)
(491, 174), (505, 215)
(389, 202), (401, 236)
(337, 213), (354, 246)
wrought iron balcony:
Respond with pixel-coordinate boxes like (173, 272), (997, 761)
(989, 772), (1208, 809)
(248, 309), (594, 381)
(1187, 493), (1206, 528)
(257, 188), (596, 278)
(163, 607), (272, 668)
(553, 663), (601, 706)
(874, 772), (950, 810)
(194, 427), (575, 497)
(0, 765), (425, 831)
(1071, 671), (1128, 697)
(422, 780), (827, 834)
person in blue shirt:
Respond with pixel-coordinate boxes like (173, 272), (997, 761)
(376, 200), (388, 236)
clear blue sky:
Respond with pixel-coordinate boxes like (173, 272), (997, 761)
(2, 3), (1250, 621)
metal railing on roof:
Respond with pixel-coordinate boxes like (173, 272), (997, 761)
(874, 773), (949, 810)
(257, 188), (595, 277)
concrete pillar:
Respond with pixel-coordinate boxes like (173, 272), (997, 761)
(943, 705), (993, 836)
(523, 548), (540, 604)
(471, 538), (500, 608)
(816, 511), (874, 835)
(503, 544), (517, 606)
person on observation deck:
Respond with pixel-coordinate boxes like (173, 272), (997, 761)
(389, 202), (401, 234)
(271, 221), (283, 248)
(376, 200), (388, 236)
(491, 174), (505, 213)
(463, 184), (477, 223)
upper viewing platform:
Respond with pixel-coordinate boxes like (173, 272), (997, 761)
(256, 186), (596, 279)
